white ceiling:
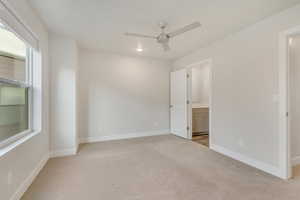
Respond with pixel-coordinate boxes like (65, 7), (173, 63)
(29, 0), (300, 60)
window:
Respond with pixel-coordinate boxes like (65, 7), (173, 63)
(0, 21), (33, 146)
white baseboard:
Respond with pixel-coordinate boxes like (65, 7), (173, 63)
(292, 156), (300, 166)
(80, 129), (170, 144)
(10, 154), (49, 200)
(210, 144), (281, 178)
(50, 148), (77, 158)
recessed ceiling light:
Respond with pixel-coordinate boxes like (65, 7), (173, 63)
(136, 48), (143, 52)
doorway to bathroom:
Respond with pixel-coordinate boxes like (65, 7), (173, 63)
(188, 59), (212, 148)
(170, 59), (212, 147)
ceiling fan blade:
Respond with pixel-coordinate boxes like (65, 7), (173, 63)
(124, 32), (156, 39)
(167, 22), (201, 38)
(162, 43), (171, 51)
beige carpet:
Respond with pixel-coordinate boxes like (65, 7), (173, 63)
(22, 135), (300, 200)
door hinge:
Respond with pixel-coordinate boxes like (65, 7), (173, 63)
(187, 74), (190, 78)
(286, 112), (289, 117)
(187, 126), (190, 131)
(187, 100), (190, 104)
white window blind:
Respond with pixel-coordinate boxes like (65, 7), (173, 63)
(0, 0), (39, 50)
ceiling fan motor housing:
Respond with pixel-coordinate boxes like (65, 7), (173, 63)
(157, 33), (170, 44)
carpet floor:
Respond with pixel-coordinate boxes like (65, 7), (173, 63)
(22, 135), (300, 200)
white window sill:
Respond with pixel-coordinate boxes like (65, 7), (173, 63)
(0, 130), (41, 157)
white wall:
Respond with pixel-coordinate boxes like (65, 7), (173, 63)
(78, 51), (171, 141)
(192, 64), (210, 107)
(49, 33), (78, 155)
(173, 4), (300, 176)
(290, 35), (300, 164)
(0, 0), (49, 199)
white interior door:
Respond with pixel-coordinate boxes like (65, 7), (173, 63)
(170, 69), (188, 138)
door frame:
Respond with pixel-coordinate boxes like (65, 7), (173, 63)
(278, 25), (300, 179)
(186, 58), (213, 147)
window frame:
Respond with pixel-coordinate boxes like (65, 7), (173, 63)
(0, 39), (34, 149)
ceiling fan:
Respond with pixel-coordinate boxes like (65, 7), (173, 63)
(125, 21), (201, 51)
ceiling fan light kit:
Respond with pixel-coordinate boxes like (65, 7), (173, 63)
(125, 21), (201, 52)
